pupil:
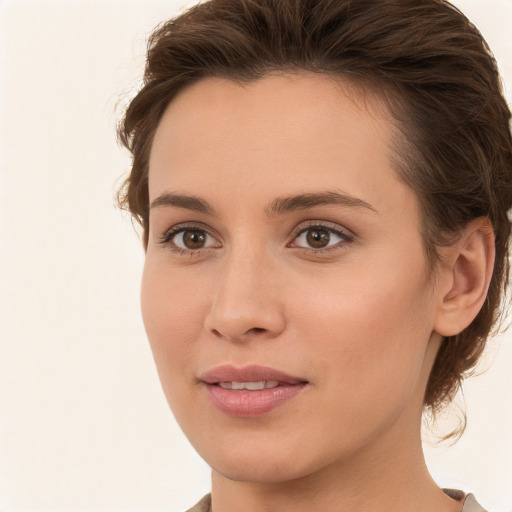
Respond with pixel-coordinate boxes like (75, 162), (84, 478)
(184, 230), (205, 249)
(306, 229), (330, 248)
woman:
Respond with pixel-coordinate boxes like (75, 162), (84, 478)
(117, 0), (512, 510)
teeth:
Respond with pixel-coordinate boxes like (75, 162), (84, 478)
(244, 381), (265, 391)
(218, 380), (280, 390)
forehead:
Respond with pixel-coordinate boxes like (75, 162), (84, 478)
(150, 73), (393, 161)
(148, 72), (415, 219)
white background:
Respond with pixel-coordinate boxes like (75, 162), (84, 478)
(0, 0), (511, 511)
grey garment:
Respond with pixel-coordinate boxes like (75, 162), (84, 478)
(462, 494), (487, 512)
(444, 489), (489, 512)
(462, 494), (489, 512)
(185, 491), (488, 512)
(186, 494), (211, 512)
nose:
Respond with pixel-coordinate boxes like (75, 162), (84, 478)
(204, 247), (286, 343)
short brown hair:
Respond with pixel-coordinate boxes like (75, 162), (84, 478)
(117, 0), (512, 413)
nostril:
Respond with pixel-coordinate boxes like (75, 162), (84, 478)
(249, 327), (266, 334)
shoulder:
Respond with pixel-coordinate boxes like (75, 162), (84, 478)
(444, 489), (489, 512)
(185, 494), (211, 512)
(462, 493), (489, 512)
(185, 491), (489, 512)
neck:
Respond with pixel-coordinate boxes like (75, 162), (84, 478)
(210, 415), (462, 512)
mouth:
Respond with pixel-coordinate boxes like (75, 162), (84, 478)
(200, 365), (309, 417)
(200, 364), (307, 385)
(217, 380), (281, 390)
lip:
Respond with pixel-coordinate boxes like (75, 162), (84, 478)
(200, 364), (306, 385)
(200, 365), (309, 417)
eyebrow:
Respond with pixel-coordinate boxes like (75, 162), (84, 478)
(150, 190), (377, 216)
(150, 193), (214, 214)
(265, 191), (377, 216)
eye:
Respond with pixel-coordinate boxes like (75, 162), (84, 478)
(161, 225), (221, 253)
(290, 223), (353, 251)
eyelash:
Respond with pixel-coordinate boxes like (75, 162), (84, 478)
(289, 221), (354, 254)
(159, 221), (355, 256)
(159, 223), (217, 256)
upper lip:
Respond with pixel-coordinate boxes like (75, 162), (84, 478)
(200, 365), (307, 385)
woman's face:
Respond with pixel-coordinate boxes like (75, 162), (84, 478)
(143, 73), (445, 483)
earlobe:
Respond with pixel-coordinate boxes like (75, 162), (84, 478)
(434, 217), (495, 337)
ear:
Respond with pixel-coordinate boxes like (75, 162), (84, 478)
(434, 217), (495, 337)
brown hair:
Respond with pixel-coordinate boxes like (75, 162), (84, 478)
(117, 0), (512, 413)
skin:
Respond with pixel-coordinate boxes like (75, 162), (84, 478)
(142, 73), (491, 512)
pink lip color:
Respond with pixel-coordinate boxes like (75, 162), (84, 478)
(200, 365), (308, 417)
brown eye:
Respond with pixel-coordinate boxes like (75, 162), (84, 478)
(167, 227), (219, 252)
(181, 229), (207, 249)
(306, 228), (331, 248)
(291, 224), (352, 251)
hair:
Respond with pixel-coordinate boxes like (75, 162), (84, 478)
(117, 0), (512, 416)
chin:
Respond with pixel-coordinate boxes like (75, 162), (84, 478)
(202, 438), (334, 485)
(212, 457), (312, 484)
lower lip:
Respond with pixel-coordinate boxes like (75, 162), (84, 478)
(205, 383), (307, 417)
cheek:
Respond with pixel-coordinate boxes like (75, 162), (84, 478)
(140, 260), (209, 381)
(291, 252), (434, 406)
